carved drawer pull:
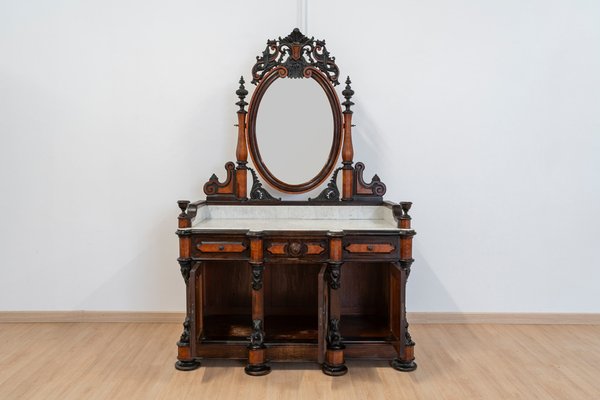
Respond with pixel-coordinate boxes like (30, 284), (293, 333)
(345, 243), (396, 254)
(197, 242), (247, 253)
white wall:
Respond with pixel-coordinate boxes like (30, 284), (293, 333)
(1, 0), (599, 312)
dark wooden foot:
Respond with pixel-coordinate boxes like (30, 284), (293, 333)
(391, 358), (417, 372)
(322, 362), (348, 376)
(244, 363), (271, 376)
(174, 359), (201, 371)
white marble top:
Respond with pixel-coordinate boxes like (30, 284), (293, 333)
(186, 205), (403, 232)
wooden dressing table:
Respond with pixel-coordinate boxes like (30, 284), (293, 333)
(175, 29), (417, 376)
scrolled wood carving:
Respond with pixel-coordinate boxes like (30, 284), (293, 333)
(203, 162), (237, 200)
(251, 28), (340, 86)
(353, 162), (386, 201)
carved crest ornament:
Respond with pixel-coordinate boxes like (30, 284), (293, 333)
(201, 28), (387, 203)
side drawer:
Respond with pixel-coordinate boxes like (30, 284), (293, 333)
(342, 235), (400, 261)
(191, 236), (250, 260)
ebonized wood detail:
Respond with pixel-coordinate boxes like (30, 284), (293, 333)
(251, 28), (340, 86)
(309, 167), (342, 202)
(326, 263), (342, 290)
(326, 319), (345, 350)
(249, 319), (266, 349)
(236, 76), (248, 113)
(248, 167), (280, 201)
(342, 77), (354, 114)
(251, 264), (264, 291)
(177, 257), (192, 285)
(178, 317), (191, 346)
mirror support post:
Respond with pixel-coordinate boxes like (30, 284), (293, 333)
(235, 77), (249, 200)
(341, 77), (355, 201)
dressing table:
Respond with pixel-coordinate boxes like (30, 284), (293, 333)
(174, 29), (417, 376)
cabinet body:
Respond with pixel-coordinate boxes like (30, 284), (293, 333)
(175, 204), (416, 375)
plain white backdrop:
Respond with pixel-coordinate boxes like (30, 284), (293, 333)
(1, 0), (599, 312)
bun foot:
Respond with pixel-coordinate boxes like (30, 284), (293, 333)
(244, 363), (271, 376)
(322, 362), (348, 376)
(175, 359), (201, 371)
(391, 358), (417, 372)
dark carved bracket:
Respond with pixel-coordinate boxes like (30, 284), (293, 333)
(203, 162), (238, 201)
(251, 28), (340, 86)
(326, 319), (344, 350)
(309, 167), (342, 202)
(248, 167), (280, 201)
(326, 263), (342, 290)
(352, 162), (386, 202)
(177, 317), (191, 346)
(177, 258), (192, 285)
(251, 263), (264, 291)
(249, 319), (266, 349)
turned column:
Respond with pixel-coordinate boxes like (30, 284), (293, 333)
(175, 200), (202, 371)
(391, 202), (417, 371)
(322, 232), (348, 376)
(245, 231), (270, 376)
(341, 77), (355, 201)
(235, 76), (248, 200)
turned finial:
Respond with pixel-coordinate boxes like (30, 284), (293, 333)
(342, 76), (354, 114)
(236, 76), (248, 113)
(177, 200), (190, 218)
(400, 202), (412, 219)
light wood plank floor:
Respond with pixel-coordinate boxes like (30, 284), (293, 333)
(1, 323), (599, 399)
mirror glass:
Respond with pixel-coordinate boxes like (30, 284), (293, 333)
(255, 77), (334, 185)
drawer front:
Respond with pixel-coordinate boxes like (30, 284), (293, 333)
(264, 239), (328, 263)
(192, 236), (249, 260)
(342, 236), (400, 261)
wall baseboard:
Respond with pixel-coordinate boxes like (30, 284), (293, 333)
(1, 311), (599, 325)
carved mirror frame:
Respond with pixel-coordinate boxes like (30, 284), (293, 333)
(202, 28), (387, 203)
(246, 65), (343, 193)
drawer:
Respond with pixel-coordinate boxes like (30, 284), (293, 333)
(192, 237), (249, 260)
(342, 236), (400, 261)
(264, 239), (328, 263)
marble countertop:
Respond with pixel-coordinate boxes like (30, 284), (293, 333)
(184, 205), (405, 232)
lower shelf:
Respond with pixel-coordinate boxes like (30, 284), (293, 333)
(202, 314), (391, 342)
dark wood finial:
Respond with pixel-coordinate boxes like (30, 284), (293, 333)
(177, 200), (190, 218)
(236, 76), (248, 113)
(342, 76), (354, 114)
(400, 201), (412, 219)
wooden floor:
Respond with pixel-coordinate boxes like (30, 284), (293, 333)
(1, 323), (599, 399)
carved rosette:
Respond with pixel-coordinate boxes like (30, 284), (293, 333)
(326, 263), (342, 290)
(251, 28), (340, 86)
(249, 319), (266, 349)
(251, 264), (264, 291)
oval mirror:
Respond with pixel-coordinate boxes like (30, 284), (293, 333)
(247, 71), (343, 193)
